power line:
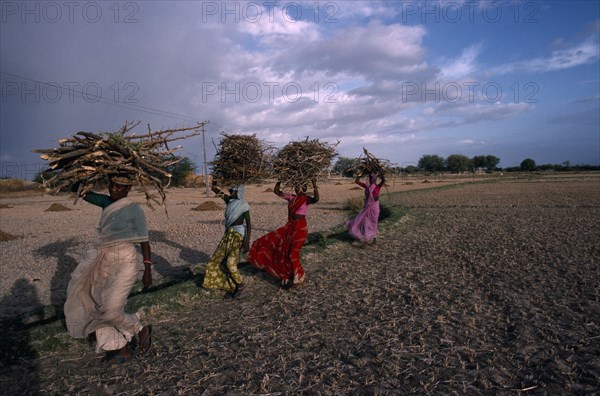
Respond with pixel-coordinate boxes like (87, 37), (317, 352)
(3, 71), (255, 145)
(1, 71), (200, 123)
(1, 72), (255, 180)
(0, 71), (249, 138)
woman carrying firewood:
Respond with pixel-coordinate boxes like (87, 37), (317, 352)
(248, 179), (319, 288)
(347, 171), (385, 245)
(202, 181), (251, 298)
(64, 174), (153, 363)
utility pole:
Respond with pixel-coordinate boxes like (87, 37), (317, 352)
(201, 122), (210, 197)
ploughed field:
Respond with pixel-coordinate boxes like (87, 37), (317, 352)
(1, 174), (599, 394)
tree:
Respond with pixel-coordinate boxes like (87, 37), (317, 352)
(484, 155), (500, 170)
(472, 155), (486, 169)
(446, 154), (472, 173)
(165, 156), (198, 186)
(33, 169), (58, 184)
(418, 154), (445, 172)
(473, 155), (500, 171)
(520, 158), (537, 171)
(332, 156), (356, 177)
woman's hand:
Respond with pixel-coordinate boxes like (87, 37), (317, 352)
(274, 181), (282, 196)
(311, 179), (320, 203)
(140, 241), (152, 290)
(142, 264), (152, 290)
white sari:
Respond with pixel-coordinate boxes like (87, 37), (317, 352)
(224, 184), (249, 237)
(64, 198), (148, 353)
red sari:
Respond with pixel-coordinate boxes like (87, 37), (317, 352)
(248, 194), (308, 284)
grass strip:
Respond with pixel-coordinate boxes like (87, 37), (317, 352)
(2, 179), (496, 357)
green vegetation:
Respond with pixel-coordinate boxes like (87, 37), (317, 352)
(404, 154), (598, 173)
(164, 156), (198, 187)
(33, 169), (59, 184)
(520, 158), (537, 171)
(332, 156), (356, 177)
(0, 178), (40, 192)
(472, 155), (500, 171)
(417, 154), (445, 172)
(445, 154), (472, 173)
(343, 196), (364, 214)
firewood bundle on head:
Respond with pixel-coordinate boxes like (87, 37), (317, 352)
(210, 133), (271, 187)
(351, 148), (392, 177)
(271, 138), (338, 189)
(34, 121), (206, 209)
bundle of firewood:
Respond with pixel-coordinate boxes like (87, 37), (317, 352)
(271, 138), (338, 189)
(210, 133), (271, 186)
(351, 148), (392, 176)
(33, 121), (206, 208)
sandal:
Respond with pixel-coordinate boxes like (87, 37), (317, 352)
(137, 325), (153, 355)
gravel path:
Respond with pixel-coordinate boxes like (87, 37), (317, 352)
(1, 175), (599, 394)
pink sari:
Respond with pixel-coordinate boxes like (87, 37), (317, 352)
(347, 178), (380, 243)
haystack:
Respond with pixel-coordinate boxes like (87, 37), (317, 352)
(192, 201), (222, 211)
(0, 230), (20, 242)
(44, 203), (71, 212)
(271, 138), (338, 189)
(33, 121), (206, 209)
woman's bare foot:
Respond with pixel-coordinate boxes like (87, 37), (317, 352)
(101, 345), (133, 364)
(137, 325), (153, 354)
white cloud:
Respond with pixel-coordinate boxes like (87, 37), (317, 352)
(457, 139), (485, 146)
(490, 37), (599, 75)
(438, 44), (482, 79)
(267, 21), (431, 79)
(238, 12), (320, 45)
(3, 1), (597, 176)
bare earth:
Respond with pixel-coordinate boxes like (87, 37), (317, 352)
(1, 173), (599, 394)
(0, 176), (451, 319)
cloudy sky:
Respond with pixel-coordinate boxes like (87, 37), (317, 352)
(1, 0), (599, 178)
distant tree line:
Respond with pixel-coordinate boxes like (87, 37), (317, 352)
(502, 159), (599, 172)
(332, 154), (599, 176)
(415, 154), (501, 173)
